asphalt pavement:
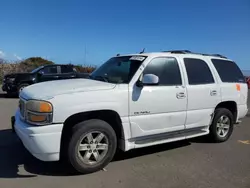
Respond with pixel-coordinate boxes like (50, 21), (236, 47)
(0, 89), (249, 188)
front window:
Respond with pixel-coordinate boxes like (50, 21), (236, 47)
(90, 55), (147, 84)
(31, 66), (44, 73)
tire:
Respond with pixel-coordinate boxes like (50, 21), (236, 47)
(6, 92), (11, 98)
(209, 108), (234, 143)
(68, 119), (117, 174)
(17, 83), (29, 95)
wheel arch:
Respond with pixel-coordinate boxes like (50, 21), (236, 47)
(214, 101), (237, 123)
(60, 109), (125, 160)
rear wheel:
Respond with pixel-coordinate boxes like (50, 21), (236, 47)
(209, 108), (234, 142)
(68, 119), (117, 174)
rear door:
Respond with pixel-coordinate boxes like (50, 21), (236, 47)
(58, 65), (76, 80)
(181, 57), (221, 129)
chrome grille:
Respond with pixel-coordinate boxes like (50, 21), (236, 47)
(19, 99), (25, 118)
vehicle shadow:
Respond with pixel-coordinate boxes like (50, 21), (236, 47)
(0, 128), (191, 178)
(0, 93), (6, 98)
(0, 93), (17, 99)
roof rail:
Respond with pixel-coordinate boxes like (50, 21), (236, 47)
(162, 50), (227, 58)
(209, 54), (227, 59)
(162, 50), (191, 54)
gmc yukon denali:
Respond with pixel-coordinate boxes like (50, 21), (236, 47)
(12, 50), (248, 174)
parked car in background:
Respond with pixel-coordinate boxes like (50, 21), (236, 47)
(246, 77), (250, 89)
(12, 50), (248, 174)
(2, 64), (89, 96)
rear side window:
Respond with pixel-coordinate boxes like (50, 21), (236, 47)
(143, 57), (182, 86)
(42, 66), (58, 74)
(211, 59), (245, 83)
(184, 58), (215, 85)
(61, 65), (73, 73)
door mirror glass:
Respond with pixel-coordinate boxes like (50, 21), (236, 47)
(142, 74), (159, 85)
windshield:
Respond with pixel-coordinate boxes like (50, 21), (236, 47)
(90, 55), (147, 84)
(31, 66), (44, 73)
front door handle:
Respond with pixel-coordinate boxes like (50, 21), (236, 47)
(210, 90), (217, 96)
(176, 92), (186, 99)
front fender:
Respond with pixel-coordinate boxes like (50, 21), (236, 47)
(48, 89), (129, 124)
(53, 101), (124, 123)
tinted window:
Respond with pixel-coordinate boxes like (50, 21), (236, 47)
(42, 66), (58, 74)
(184, 58), (214, 85)
(143, 57), (182, 86)
(61, 65), (73, 73)
(211, 59), (245, 83)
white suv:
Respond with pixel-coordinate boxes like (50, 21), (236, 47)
(13, 50), (248, 174)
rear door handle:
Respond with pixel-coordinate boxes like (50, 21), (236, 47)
(176, 92), (186, 99)
(210, 90), (217, 96)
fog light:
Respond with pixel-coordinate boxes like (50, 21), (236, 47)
(28, 114), (47, 122)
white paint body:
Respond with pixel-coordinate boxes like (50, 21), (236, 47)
(14, 52), (249, 161)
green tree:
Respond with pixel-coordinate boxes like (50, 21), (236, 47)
(19, 57), (54, 72)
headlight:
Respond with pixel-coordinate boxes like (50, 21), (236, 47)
(25, 100), (53, 125)
(9, 78), (15, 82)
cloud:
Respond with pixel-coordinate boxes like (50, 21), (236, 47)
(13, 54), (22, 60)
(0, 50), (5, 58)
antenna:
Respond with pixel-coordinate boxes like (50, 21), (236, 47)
(116, 53), (120, 56)
(139, 48), (145, 54)
(84, 45), (87, 64)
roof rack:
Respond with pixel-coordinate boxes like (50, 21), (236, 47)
(162, 50), (192, 54)
(207, 54), (227, 59)
(162, 50), (227, 58)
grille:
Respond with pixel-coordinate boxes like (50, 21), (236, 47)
(19, 99), (25, 118)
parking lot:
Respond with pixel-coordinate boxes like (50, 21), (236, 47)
(0, 89), (249, 188)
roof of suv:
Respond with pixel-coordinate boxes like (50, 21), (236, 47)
(117, 50), (231, 61)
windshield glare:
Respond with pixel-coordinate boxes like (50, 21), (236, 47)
(31, 66), (44, 73)
(90, 56), (147, 84)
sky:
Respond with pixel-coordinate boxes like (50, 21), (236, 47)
(0, 0), (249, 69)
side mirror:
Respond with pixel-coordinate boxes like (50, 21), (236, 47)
(137, 74), (159, 87)
(38, 70), (44, 76)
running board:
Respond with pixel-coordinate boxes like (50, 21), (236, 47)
(130, 127), (208, 145)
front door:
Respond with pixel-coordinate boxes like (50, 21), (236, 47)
(37, 65), (60, 82)
(129, 56), (187, 138)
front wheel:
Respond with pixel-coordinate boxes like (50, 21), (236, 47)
(18, 83), (29, 95)
(68, 119), (117, 174)
(209, 108), (234, 142)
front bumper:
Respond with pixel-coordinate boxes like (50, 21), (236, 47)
(13, 110), (63, 161)
(2, 82), (18, 93)
(2, 84), (6, 91)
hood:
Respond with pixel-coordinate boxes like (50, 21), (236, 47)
(5, 72), (32, 78)
(20, 78), (116, 100)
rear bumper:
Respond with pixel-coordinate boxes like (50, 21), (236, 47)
(14, 110), (63, 161)
(237, 104), (248, 122)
